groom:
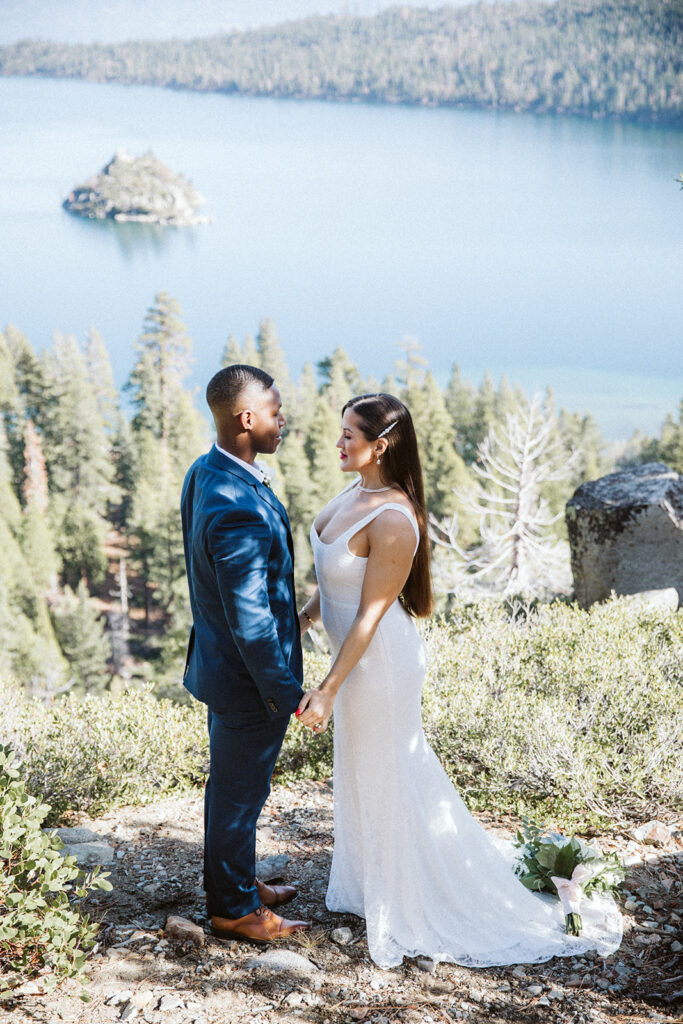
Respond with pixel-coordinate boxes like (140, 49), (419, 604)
(181, 364), (309, 942)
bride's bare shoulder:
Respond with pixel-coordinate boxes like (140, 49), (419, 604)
(385, 485), (418, 518)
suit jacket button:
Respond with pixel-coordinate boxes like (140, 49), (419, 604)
(268, 699), (278, 712)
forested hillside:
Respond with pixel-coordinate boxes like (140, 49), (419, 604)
(1, 0), (681, 122)
(1, 293), (681, 697)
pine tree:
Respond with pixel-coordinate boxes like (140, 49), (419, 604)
(85, 326), (119, 436)
(278, 431), (319, 534)
(0, 563), (66, 694)
(167, 390), (207, 478)
(317, 348), (364, 412)
(112, 411), (137, 525)
(407, 372), (473, 522)
(256, 318), (295, 415)
(0, 420), (21, 535)
(129, 431), (190, 622)
(654, 399), (683, 474)
(40, 332), (115, 587)
(42, 332), (116, 512)
(496, 376), (526, 422)
(52, 498), (108, 589)
(20, 419), (60, 593)
(287, 362), (318, 437)
(53, 581), (111, 692)
(1, 327), (48, 497)
(21, 419), (48, 513)
(381, 371), (400, 396)
(126, 295), (206, 623)
(0, 330), (21, 414)
(21, 502), (60, 596)
(0, 422), (66, 690)
(547, 402), (609, 522)
(364, 373), (382, 394)
(127, 291), (193, 441)
(468, 372), (498, 459)
(242, 333), (259, 367)
(256, 318), (289, 384)
(394, 336), (427, 391)
(221, 334), (243, 366)
(4, 325), (49, 426)
(304, 395), (345, 508)
(292, 522), (314, 597)
(445, 363), (477, 463)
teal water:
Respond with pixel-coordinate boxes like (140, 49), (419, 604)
(1, 76), (681, 439)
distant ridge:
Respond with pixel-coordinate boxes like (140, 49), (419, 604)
(0, 0), (681, 123)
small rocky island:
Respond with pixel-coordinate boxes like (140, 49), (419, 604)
(62, 149), (210, 226)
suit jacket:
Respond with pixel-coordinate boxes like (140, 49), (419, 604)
(181, 446), (304, 720)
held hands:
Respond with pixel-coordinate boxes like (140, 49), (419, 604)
(296, 687), (334, 734)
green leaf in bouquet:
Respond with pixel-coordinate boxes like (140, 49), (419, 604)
(535, 843), (561, 870)
(552, 839), (582, 879)
(520, 873), (548, 893)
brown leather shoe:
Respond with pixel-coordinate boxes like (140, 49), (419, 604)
(211, 905), (310, 944)
(255, 876), (298, 908)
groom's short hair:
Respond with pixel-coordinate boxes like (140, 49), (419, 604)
(206, 364), (274, 413)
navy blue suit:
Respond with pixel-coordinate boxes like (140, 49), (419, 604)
(181, 446), (304, 918)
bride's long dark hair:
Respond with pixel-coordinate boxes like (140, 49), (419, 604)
(342, 393), (433, 618)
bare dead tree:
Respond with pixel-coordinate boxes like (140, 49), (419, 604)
(431, 395), (575, 600)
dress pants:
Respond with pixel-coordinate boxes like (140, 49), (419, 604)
(204, 707), (290, 919)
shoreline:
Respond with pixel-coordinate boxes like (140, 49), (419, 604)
(2, 69), (683, 129)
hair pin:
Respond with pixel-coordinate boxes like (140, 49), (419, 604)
(376, 420), (398, 439)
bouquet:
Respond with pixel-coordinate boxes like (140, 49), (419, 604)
(514, 819), (624, 936)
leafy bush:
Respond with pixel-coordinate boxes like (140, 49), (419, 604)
(2, 599), (681, 832)
(420, 599), (683, 827)
(0, 745), (112, 993)
(281, 600), (683, 829)
(1, 685), (207, 826)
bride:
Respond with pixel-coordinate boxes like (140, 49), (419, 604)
(295, 392), (621, 969)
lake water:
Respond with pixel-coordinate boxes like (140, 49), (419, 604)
(1, 76), (681, 440)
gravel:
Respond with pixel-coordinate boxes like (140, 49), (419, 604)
(2, 784), (681, 1024)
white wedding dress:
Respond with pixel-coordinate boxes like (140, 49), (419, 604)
(311, 495), (622, 969)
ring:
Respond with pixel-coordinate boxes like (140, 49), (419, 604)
(314, 724), (321, 730)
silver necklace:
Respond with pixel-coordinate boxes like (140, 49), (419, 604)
(358, 484), (392, 493)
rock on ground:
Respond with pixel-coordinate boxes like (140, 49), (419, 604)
(164, 915), (205, 947)
(2, 784), (681, 1024)
(566, 462), (683, 609)
(244, 948), (320, 981)
(50, 825), (116, 865)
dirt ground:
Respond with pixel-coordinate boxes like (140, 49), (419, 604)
(1, 781), (681, 1024)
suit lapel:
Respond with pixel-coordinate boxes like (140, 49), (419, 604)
(207, 447), (294, 552)
(256, 479), (295, 559)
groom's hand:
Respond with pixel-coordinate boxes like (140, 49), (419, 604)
(296, 688), (333, 734)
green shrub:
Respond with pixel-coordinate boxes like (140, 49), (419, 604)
(2, 685), (207, 825)
(420, 599), (683, 827)
(1, 599), (681, 832)
(282, 601), (683, 829)
(0, 745), (112, 993)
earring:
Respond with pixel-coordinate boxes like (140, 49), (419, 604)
(376, 457), (382, 465)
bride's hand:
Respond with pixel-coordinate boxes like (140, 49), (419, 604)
(296, 687), (334, 734)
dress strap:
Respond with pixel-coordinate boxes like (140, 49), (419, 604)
(345, 503), (420, 554)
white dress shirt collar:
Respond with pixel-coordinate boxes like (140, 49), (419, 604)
(214, 442), (265, 483)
